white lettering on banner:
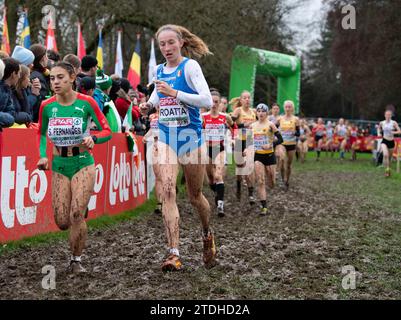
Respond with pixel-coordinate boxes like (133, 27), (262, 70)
(132, 153), (146, 198)
(109, 146), (145, 206)
(88, 164), (104, 211)
(1, 156), (47, 229)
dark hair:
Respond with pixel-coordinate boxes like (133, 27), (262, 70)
(109, 79), (121, 102)
(272, 102), (279, 107)
(120, 78), (132, 94)
(29, 44), (47, 72)
(63, 54), (81, 69)
(81, 55), (98, 72)
(52, 61), (76, 77)
(385, 104), (395, 114)
(3, 57), (21, 81)
(78, 76), (96, 94)
(47, 49), (61, 62)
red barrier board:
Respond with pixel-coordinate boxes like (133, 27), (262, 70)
(0, 129), (147, 243)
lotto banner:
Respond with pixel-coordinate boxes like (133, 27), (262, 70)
(0, 129), (147, 243)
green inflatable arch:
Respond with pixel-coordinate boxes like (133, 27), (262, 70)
(228, 45), (301, 114)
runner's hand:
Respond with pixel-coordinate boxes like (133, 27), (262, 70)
(82, 136), (95, 149)
(37, 158), (49, 170)
(261, 144), (272, 150)
(155, 80), (177, 98)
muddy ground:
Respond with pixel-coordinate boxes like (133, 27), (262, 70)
(1, 161), (401, 300)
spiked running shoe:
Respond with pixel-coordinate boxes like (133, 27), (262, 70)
(385, 168), (391, 177)
(154, 203), (162, 214)
(203, 231), (217, 269)
(161, 254), (182, 272)
(68, 261), (87, 274)
(249, 195), (256, 205)
(217, 205), (225, 218)
(260, 207), (268, 216)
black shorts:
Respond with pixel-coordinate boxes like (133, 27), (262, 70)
(254, 152), (276, 166)
(315, 135), (324, 142)
(381, 138), (395, 149)
(283, 144), (296, 152)
(208, 143), (225, 161)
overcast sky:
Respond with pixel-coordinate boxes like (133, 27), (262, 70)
(284, 0), (327, 54)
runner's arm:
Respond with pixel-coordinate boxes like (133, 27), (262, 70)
(179, 60), (212, 109)
(37, 102), (49, 158)
(393, 122), (401, 135)
(226, 113), (234, 127)
(273, 131), (283, 147)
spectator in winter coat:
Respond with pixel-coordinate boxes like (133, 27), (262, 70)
(11, 45), (42, 122)
(12, 65), (40, 124)
(0, 58), (20, 128)
(30, 44), (51, 122)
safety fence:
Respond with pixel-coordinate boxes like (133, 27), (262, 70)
(0, 128), (148, 243)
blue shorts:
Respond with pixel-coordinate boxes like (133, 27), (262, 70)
(158, 127), (204, 157)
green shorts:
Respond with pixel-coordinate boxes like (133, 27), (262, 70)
(52, 151), (94, 180)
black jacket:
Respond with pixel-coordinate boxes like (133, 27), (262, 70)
(11, 88), (33, 124)
(30, 69), (51, 122)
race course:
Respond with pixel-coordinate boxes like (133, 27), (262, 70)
(1, 153), (401, 299)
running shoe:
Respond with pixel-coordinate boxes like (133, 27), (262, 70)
(249, 196), (256, 205)
(217, 203), (225, 217)
(154, 203), (162, 214)
(68, 261), (87, 274)
(385, 168), (391, 177)
(260, 207), (268, 216)
(161, 254), (182, 272)
(284, 181), (290, 191)
(203, 231), (217, 269)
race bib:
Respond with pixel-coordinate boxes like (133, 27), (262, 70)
(281, 129), (296, 142)
(205, 124), (226, 142)
(159, 97), (190, 127)
(48, 117), (85, 146)
(254, 134), (269, 151)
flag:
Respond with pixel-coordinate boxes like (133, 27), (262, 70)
(114, 30), (123, 77)
(96, 28), (104, 70)
(148, 38), (156, 84)
(123, 102), (140, 167)
(1, 7), (10, 54)
(20, 10), (31, 48)
(77, 23), (86, 60)
(127, 34), (141, 89)
(45, 16), (58, 52)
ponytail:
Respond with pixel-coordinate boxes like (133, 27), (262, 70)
(229, 97), (241, 110)
(156, 24), (212, 59)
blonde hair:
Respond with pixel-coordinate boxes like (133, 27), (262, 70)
(156, 24), (212, 59)
(229, 90), (251, 110)
(16, 65), (30, 91)
(284, 100), (294, 108)
(229, 97), (241, 110)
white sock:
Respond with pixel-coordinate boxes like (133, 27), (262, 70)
(217, 200), (224, 208)
(169, 248), (179, 256)
(71, 255), (81, 262)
